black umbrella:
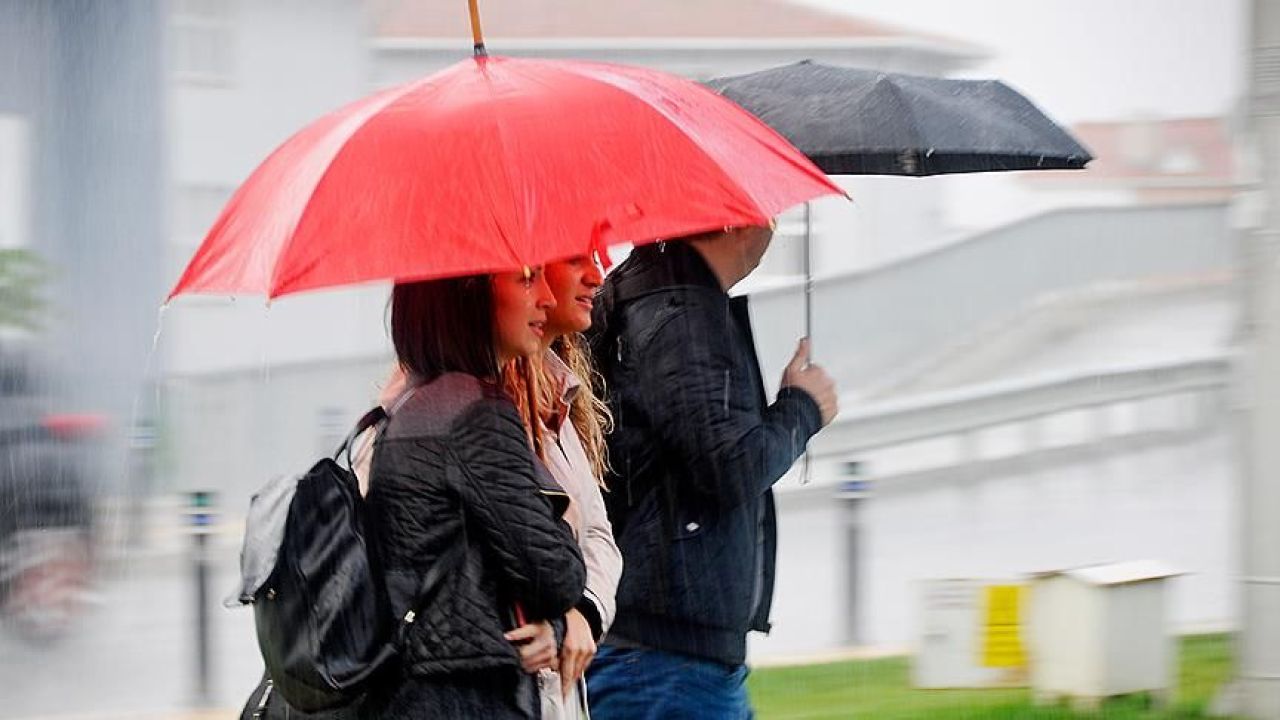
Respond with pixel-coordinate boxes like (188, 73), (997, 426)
(708, 61), (1092, 177)
(707, 61), (1093, 342)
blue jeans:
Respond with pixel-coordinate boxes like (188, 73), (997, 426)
(586, 645), (754, 720)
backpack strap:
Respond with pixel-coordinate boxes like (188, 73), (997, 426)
(334, 386), (420, 468)
(334, 406), (388, 467)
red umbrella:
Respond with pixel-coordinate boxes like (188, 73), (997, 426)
(168, 54), (843, 300)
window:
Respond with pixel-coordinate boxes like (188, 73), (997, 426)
(0, 115), (30, 249)
(1159, 147), (1203, 175)
(1120, 120), (1161, 171)
(171, 0), (235, 84)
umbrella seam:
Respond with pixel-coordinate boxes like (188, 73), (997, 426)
(266, 73), (446, 298)
(562, 61), (787, 218)
(479, 59), (534, 271)
(876, 75), (929, 176)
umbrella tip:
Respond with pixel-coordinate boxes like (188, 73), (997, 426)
(468, 0), (487, 57)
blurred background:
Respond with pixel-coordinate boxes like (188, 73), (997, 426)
(0, 0), (1258, 717)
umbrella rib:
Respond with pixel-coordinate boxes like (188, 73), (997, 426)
(571, 66), (772, 218)
(478, 71), (531, 271)
(876, 76), (930, 175)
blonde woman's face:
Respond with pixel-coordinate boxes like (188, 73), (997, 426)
(544, 255), (603, 338)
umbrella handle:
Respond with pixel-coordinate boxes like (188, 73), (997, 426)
(468, 0), (487, 56)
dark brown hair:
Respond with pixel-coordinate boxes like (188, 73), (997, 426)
(390, 276), (497, 384)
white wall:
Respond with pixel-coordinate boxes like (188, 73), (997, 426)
(750, 492), (849, 659)
(818, 175), (946, 273)
(162, 355), (391, 497)
(0, 114), (30, 249)
(752, 429), (1236, 659)
(943, 173), (1138, 233)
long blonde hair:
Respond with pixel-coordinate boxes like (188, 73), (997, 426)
(502, 334), (612, 485)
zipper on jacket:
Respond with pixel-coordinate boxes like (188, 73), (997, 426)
(252, 679), (273, 719)
(556, 434), (571, 464)
(750, 501), (765, 621)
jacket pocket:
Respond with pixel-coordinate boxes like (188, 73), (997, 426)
(665, 511), (755, 629)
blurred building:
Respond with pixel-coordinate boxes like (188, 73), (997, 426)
(945, 115), (1236, 232)
(160, 0), (390, 505)
(1024, 117), (1236, 205)
(0, 1), (165, 490)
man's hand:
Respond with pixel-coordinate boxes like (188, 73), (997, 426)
(781, 338), (838, 427)
(504, 620), (558, 674)
(558, 608), (597, 698)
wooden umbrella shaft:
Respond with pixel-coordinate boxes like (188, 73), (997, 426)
(468, 0), (487, 56)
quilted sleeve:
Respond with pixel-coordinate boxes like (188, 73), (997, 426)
(450, 398), (586, 621)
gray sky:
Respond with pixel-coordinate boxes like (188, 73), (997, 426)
(794, 0), (1247, 124)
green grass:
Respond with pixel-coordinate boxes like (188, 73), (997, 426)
(748, 634), (1236, 719)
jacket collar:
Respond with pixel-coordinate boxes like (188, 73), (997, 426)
(542, 349), (580, 433)
(609, 240), (724, 303)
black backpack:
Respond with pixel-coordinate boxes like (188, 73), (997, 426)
(231, 404), (462, 713)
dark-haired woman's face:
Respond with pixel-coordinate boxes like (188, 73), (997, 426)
(492, 267), (555, 364)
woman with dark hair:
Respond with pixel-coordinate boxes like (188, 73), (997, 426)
(361, 268), (587, 719)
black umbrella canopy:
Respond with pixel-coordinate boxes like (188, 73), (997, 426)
(708, 61), (1092, 176)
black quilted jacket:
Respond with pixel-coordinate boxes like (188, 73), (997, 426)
(366, 373), (585, 683)
(589, 241), (823, 666)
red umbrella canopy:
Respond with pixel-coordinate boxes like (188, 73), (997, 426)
(169, 55), (843, 300)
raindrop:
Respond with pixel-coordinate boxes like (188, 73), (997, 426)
(130, 304), (168, 457)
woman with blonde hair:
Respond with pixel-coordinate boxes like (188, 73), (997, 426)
(503, 254), (622, 720)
